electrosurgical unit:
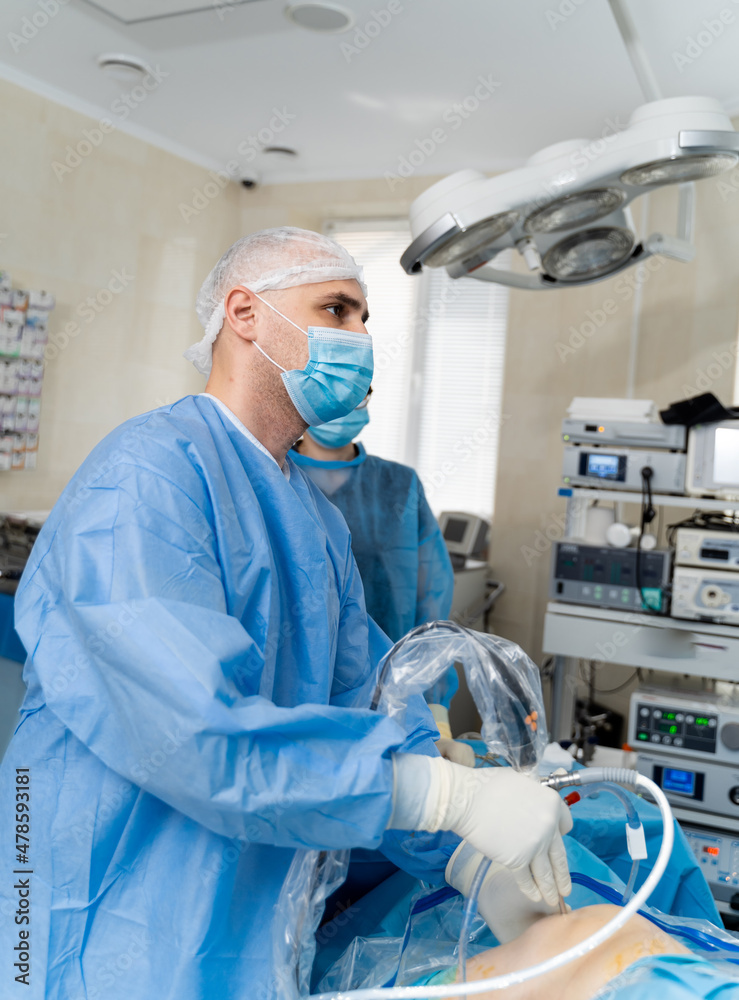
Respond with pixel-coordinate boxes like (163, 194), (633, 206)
(629, 687), (739, 918)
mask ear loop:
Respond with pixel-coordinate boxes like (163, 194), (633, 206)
(249, 289), (308, 374)
(252, 340), (287, 373)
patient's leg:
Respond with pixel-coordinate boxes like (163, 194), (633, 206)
(461, 904), (690, 1000)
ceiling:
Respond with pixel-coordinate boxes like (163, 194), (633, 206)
(2, 0), (739, 186)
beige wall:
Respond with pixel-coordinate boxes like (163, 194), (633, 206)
(3, 78), (739, 728)
(0, 77), (238, 510)
(0, 75), (440, 510)
(491, 174), (739, 722)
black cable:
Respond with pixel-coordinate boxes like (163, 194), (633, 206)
(592, 670), (639, 694)
(636, 466), (661, 614)
(666, 508), (739, 547)
(539, 655), (555, 682)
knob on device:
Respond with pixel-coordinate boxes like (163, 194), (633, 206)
(721, 723), (739, 752)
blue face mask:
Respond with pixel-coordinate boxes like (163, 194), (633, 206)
(252, 292), (374, 426)
(307, 406), (370, 449)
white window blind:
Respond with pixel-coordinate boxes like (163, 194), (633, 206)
(324, 220), (418, 464)
(324, 219), (509, 519)
(412, 266), (509, 518)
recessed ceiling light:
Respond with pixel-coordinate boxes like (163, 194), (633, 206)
(262, 146), (298, 157)
(97, 53), (150, 84)
(284, 3), (354, 33)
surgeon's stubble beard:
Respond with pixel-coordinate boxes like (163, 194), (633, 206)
(249, 341), (308, 448)
(207, 305), (309, 464)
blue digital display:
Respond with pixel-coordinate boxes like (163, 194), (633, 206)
(586, 454), (619, 479)
(663, 767), (696, 796)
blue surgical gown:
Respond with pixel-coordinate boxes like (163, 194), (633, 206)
(290, 444), (458, 707)
(0, 395), (456, 1000)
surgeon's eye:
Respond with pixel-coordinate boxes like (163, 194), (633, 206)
(326, 304), (343, 317)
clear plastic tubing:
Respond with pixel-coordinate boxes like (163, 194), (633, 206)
(307, 768), (674, 1000)
(579, 782), (641, 903)
(457, 855), (491, 982)
(457, 779), (641, 983)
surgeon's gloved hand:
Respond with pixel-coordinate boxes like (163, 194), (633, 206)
(388, 754), (572, 907)
(445, 841), (565, 943)
(435, 738), (476, 767)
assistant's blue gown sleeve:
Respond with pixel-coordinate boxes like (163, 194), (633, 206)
(15, 465), (418, 854)
(414, 478), (459, 710)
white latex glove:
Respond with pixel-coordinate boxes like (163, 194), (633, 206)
(446, 840), (565, 943)
(388, 754), (572, 907)
(435, 738), (476, 768)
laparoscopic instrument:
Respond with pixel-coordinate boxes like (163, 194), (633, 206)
(304, 622), (678, 1000)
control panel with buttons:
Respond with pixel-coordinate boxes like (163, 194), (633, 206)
(633, 703), (717, 754)
(682, 825), (739, 907)
(629, 690), (739, 765)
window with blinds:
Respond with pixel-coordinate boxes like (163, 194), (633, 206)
(324, 219), (510, 519)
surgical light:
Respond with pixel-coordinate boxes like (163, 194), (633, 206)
(401, 96), (739, 290)
(621, 152), (739, 187)
(524, 188), (626, 234)
(423, 211), (519, 268)
(543, 226), (635, 282)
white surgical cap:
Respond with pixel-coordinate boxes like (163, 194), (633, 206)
(184, 226), (367, 375)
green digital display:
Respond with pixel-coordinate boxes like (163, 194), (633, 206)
(695, 717), (710, 726)
(663, 712), (676, 720)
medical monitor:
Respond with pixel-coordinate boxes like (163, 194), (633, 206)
(687, 420), (739, 499)
(439, 511), (489, 559)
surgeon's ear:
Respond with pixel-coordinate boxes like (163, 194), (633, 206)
(224, 287), (259, 342)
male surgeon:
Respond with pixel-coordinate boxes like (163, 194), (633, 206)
(0, 228), (571, 999)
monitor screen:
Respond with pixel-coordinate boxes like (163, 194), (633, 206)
(713, 427), (739, 486)
(443, 518), (467, 544)
(662, 767), (696, 796)
(586, 453), (620, 479)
